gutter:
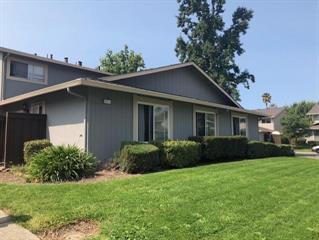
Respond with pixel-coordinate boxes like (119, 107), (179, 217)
(66, 87), (89, 152)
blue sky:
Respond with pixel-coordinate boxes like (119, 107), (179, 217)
(0, 0), (318, 109)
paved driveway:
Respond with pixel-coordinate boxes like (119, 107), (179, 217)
(295, 152), (319, 159)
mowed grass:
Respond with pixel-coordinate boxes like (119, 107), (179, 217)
(1, 157), (319, 240)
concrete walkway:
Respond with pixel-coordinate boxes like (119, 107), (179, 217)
(0, 210), (39, 240)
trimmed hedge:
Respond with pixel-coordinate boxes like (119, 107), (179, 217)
(23, 139), (52, 163)
(162, 140), (201, 168)
(247, 141), (294, 159)
(119, 144), (160, 173)
(27, 145), (97, 182)
(203, 136), (248, 162)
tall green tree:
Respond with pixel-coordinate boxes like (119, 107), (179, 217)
(175, 0), (254, 101)
(281, 101), (315, 142)
(100, 45), (145, 74)
(262, 92), (272, 108)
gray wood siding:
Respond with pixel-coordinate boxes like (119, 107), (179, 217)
(218, 109), (232, 136)
(2, 90), (86, 147)
(248, 114), (259, 141)
(87, 88), (133, 161)
(173, 101), (193, 139)
(115, 66), (237, 107)
(3, 54), (107, 99)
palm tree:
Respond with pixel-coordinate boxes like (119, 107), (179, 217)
(262, 93), (271, 108)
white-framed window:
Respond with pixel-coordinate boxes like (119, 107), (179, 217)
(7, 58), (48, 84)
(261, 118), (271, 124)
(195, 111), (216, 137)
(232, 115), (247, 137)
(137, 102), (170, 141)
(30, 102), (45, 114)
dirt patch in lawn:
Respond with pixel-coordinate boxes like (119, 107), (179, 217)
(79, 169), (136, 183)
(0, 167), (135, 184)
(39, 220), (100, 240)
(0, 169), (26, 184)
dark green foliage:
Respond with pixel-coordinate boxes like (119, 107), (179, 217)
(176, 0), (254, 101)
(281, 136), (290, 144)
(23, 139), (52, 163)
(281, 101), (315, 141)
(119, 144), (160, 173)
(203, 136), (248, 161)
(100, 45), (145, 74)
(27, 145), (97, 182)
(120, 141), (143, 150)
(162, 140), (201, 168)
(188, 136), (204, 143)
(247, 141), (294, 159)
(279, 145), (295, 156)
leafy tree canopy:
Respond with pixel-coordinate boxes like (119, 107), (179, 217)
(175, 0), (255, 101)
(281, 101), (316, 141)
(100, 45), (145, 74)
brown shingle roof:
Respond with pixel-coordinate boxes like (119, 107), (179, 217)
(254, 107), (286, 118)
(307, 104), (319, 115)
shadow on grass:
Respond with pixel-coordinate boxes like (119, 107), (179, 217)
(11, 214), (32, 224)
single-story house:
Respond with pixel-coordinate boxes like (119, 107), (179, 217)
(0, 47), (264, 162)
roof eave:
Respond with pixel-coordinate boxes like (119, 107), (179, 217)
(0, 47), (113, 76)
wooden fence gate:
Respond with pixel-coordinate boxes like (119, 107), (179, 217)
(0, 112), (47, 167)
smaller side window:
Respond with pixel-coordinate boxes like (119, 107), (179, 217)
(232, 116), (247, 137)
(10, 61), (28, 79)
(30, 102), (45, 114)
(8, 58), (47, 84)
(195, 112), (216, 137)
(261, 118), (271, 123)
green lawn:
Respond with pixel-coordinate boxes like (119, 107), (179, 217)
(1, 157), (319, 240)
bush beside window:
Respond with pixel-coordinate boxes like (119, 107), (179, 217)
(27, 145), (97, 182)
(23, 139), (52, 163)
(119, 144), (160, 173)
(162, 140), (201, 168)
(203, 136), (248, 162)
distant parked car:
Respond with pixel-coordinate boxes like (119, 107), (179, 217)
(312, 146), (319, 154)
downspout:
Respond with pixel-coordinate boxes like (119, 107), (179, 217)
(1, 53), (10, 101)
(66, 87), (89, 152)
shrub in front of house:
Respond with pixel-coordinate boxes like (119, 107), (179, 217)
(203, 136), (248, 162)
(247, 141), (294, 159)
(27, 145), (97, 182)
(279, 144), (295, 156)
(162, 140), (201, 168)
(120, 141), (144, 150)
(119, 144), (160, 173)
(23, 139), (52, 163)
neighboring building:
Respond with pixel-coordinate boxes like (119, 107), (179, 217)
(306, 103), (319, 142)
(255, 107), (286, 144)
(0, 47), (264, 162)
